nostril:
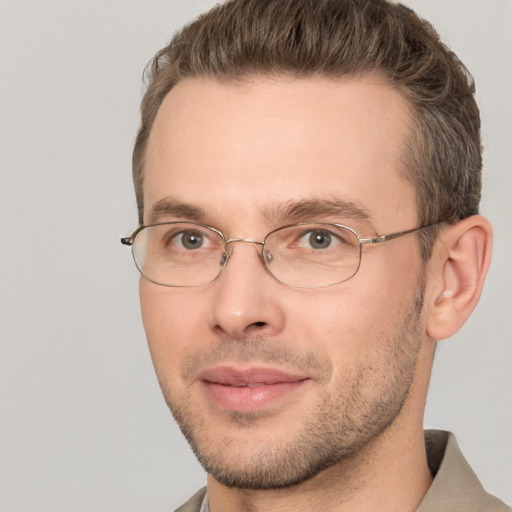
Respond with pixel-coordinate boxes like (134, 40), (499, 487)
(251, 322), (266, 328)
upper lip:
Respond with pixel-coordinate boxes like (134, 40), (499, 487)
(199, 365), (310, 387)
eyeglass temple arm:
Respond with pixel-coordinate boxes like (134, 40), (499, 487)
(121, 225), (147, 246)
(359, 224), (434, 245)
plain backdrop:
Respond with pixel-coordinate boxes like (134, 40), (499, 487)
(0, 1), (510, 510)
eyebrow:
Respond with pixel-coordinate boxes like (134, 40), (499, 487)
(148, 197), (206, 225)
(147, 195), (376, 232)
(263, 197), (377, 231)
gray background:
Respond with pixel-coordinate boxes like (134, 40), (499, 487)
(0, 1), (510, 510)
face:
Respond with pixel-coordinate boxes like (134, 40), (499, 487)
(140, 77), (428, 489)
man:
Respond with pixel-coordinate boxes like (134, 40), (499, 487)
(121, 0), (510, 510)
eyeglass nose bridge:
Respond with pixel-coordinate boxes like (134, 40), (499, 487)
(220, 237), (267, 268)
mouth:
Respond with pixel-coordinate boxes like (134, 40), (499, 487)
(198, 366), (310, 412)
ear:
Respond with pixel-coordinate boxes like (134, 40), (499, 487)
(425, 215), (492, 341)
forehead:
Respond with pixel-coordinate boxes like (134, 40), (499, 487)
(144, 76), (415, 231)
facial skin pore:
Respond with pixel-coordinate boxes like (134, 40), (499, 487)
(140, 77), (438, 512)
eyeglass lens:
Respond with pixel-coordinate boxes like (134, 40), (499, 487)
(131, 222), (362, 288)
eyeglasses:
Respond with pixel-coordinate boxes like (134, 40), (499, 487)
(121, 221), (436, 288)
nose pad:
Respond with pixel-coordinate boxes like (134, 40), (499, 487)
(219, 242), (238, 269)
(220, 239), (267, 270)
(215, 241), (274, 286)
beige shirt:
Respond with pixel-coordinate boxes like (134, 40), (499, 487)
(174, 430), (510, 512)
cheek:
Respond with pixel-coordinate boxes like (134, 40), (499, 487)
(289, 262), (421, 365)
(139, 281), (206, 379)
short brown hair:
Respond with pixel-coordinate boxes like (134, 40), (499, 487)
(132, 0), (481, 259)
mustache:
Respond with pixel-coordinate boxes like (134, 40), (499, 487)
(181, 337), (332, 384)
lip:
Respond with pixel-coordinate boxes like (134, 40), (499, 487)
(199, 366), (310, 412)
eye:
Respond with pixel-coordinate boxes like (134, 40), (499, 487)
(157, 225), (217, 252)
(298, 229), (340, 250)
(175, 230), (205, 250)
(167, 229), (214, 250)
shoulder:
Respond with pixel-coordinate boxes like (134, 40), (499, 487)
(173, 487), (207, 512)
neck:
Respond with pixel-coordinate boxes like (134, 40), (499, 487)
(207, 423), (433, 512)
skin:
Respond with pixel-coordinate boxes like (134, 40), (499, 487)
(139, 77), (492, 512)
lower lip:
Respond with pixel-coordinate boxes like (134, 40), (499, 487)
(202, 380), (308, 412)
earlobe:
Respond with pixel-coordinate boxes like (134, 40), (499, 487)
(426, 215), (492, 341)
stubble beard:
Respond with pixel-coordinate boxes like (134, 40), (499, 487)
(159, 289), (425, 490)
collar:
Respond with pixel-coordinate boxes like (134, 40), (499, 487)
(198, 430), (509, 512)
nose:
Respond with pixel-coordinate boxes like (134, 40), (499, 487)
(208, 240), (286, 340)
